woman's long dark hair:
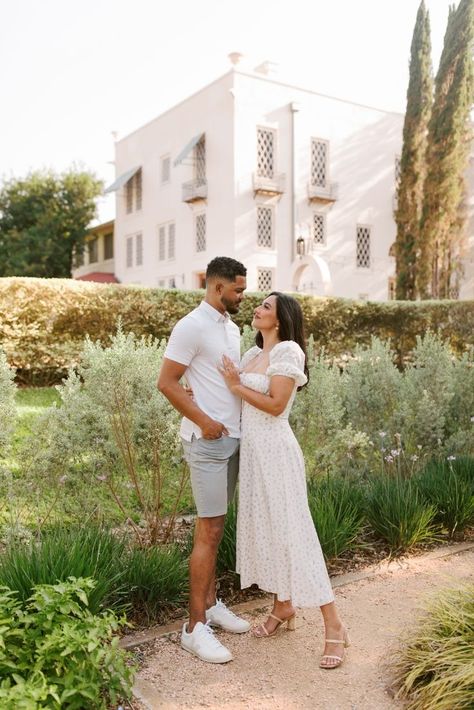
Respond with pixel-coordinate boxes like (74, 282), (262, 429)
(255, 291), (309, 389)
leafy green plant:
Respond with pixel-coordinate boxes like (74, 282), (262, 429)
(416, 459), (474, 537)
(25, 326), (189, 545)
(217, 500), (238, 574)
(0, 526), (127, 614)
(0, 577), (135, 709)
(393, 584), (474, 710)
(307, 476), (365, 559)
(121, 543), (188, 622)
(0, 348), (15, 455)
(365, 475), (437, 552)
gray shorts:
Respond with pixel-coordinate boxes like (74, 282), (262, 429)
(181, 435), (240, 518)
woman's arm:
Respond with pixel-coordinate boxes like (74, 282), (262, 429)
(218, 355), (294, 417)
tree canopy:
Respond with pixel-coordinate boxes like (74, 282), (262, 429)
(0, 168), (103, 278)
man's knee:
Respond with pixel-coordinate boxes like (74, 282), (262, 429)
(195, 516), (225, 548)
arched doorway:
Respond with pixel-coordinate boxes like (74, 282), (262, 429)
(291, 255), (332, 295)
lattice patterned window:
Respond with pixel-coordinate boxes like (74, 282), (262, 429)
(135, 233), (143, 266)
(126, 236), (133, 268)
(311, 139), (328, 187)
(195, 213), (206, 252)
(313, 213), (326, 244)
(194, 138), (206, 183)
(104, 232), (114, 260)
(356, 226), (371, 268)
(168, 223), (175, 260)
(257, 128), (275, 178)
(169, 277), (176, 288)
(158, 226), (166, 261)
(161, 156), (170, 184)
(88, 237), (98, 264)
(257, 206), (273, 248)
(135, 169), (142, 210)
(257, 268), (273, 291)
(126, 179), (133, 214)
(395, 156), (401, 185)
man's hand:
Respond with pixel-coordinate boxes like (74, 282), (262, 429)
(200, 417), (229, 439)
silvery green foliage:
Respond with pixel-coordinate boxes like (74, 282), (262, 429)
(291, 340), (370, 477)
(342, 337), (402, 445)
(0, 349), (15, 453)
(444, 348), (474, 455)
(240, 324), (256, 358)
(398, 332), (455, 453)
(27, 327), (182, 531)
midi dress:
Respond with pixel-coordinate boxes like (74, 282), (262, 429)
(236, 340), (335, 607)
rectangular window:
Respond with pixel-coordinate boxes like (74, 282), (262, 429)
(196, 213), (206, 252)
(135, 233), (143, 266)
(73, 247), (84, 268)
(125, 179), (133, 214)
(135, 169), (142, 211)
(104, 232), (114, 260)
(257, 206), (273, 248)
(194, 137), (206, 183)
(313, 213), (326, 245)
(356, 225), (371, 268)
(161, 156), (170, 184)
(126, 236), (133, 268)
(88, 237), (98, 264)
(158, 226), (166, 261)
(257, 127), (275, 179)
(168, 223), (175, 260)
(311, 139), (328, 187)
(257, 267), (273, 291)
(169, 277), (176, 288)
(158, 279), (165, 288)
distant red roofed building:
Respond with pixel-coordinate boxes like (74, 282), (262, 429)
(72, 220), (118, 283)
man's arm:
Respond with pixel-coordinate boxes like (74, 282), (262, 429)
(157, 358), (229, 439)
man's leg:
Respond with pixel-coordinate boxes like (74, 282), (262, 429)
(188, 514), (225, 632)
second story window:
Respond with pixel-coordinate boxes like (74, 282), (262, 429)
(126, 236), (133, 268)
(125, 168), (142, 214)
(88, 237), (98, 264)
(257, 206), (273, 248)
(311, 139), (328, 188)
(356, 225), (371, 268)
(195, 213), (206, 253)
(194, 137), (206, 184)
(257, 127), (275, 179)
(104, 232), (114, 260)
(161, 156), (171, 184)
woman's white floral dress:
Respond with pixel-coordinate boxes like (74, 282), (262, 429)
(236, 340), (335, 607)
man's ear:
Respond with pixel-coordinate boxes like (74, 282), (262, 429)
(215, 280), (224, 295)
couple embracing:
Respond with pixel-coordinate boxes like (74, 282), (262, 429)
(158, 257), (348, 668)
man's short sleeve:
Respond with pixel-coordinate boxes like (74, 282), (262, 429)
(164, 316), (201, 367)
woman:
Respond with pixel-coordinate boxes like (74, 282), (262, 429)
(218, 292), (349, 669)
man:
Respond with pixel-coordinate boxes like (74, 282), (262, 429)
(158, 256), (250, 664)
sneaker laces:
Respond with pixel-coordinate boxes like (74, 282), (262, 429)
(200, 621), (226, 649)
(215, 599), (239, 619)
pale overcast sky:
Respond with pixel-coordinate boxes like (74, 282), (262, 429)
(0, 0), (456, 196)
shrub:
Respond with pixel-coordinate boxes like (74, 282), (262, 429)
(24, 326), (188, 544)
(2, 277), (474, 385)
(217, 500), (238, 575)
(393, 584), (474, 710)
(0, 526), (126, 614)
(365, 475), (437, 552)
(121, 544), (189, 622)
(0, 577), (134, 709)
(416, 459), (474, 537)
(0, 348), (15, 454)
(307, 476), (365, 559)
(445, 350), (474, 455)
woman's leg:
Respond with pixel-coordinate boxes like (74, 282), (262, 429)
(254, 594), (296, 636)
(319, 601), (346, 667)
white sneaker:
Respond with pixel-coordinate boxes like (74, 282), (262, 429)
(206, 599), (251, 634)
(181, 621), (233, 663)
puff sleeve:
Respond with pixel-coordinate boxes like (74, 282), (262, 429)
(266, 341), (307, 387)
(240, 345), (262, 370)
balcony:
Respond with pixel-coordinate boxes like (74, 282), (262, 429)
(308, 181), (338, 204)
(253, 172), (285, 198)
(182, 178), (207, 203)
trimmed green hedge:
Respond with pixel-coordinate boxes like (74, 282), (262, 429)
(1, 277), (474, 385)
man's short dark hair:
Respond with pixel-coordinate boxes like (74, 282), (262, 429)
(206, 257), (247, 282)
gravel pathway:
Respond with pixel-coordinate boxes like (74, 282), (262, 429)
(132, 546), (474, 710)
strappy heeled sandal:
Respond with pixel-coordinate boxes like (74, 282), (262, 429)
(252, 612), (296, 638)
(319, 628), (351, 669)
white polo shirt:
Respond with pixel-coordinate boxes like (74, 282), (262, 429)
(164, 301), (241, 441)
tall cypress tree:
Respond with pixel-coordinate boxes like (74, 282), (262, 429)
(395, 0), (433, 300)
(418, 0), (474, 299)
